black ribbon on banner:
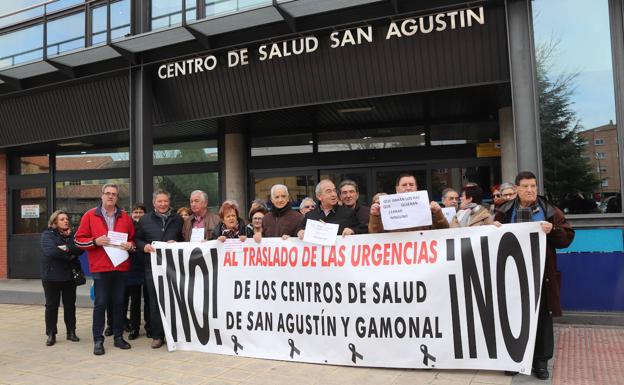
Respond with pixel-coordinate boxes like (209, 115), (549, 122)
(420, 344), (436, 366)
(348, 343), (363, 363)
(231, 335), (243, 355)
(288, 338), (301, 359)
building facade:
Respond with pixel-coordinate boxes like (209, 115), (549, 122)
(0, 0), (623, 311)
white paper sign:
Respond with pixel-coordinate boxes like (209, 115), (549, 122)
(441, 207), (457, 224)
(224, 238), (244, 253)
(21, 204), (40, 219)
(190, 228), (205, 242)
(107, 231), (128, 246)
(150, 222), (547, 375)
(379, 191), (432, 230)
(104, 246), (129, 267)
(303, 219), (339, 246)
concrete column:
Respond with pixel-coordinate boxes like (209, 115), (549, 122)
(129, 67), (153, 208)
(499, 106), (517, 183)
(506, 0), (543, 190)
(224, 117), (247, 216)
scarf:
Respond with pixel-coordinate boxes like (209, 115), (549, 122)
(154, 208), (173, 227)
(456, 203), (478, 227)
(221, 220), (241, 238)
(515, 202), (540, 223)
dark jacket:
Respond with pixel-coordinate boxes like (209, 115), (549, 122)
(41, 229), (83, 282)
(262, 202), (303, 237)
(296, 205), (368, 235)
(135, 210), (185, 269)
(350, 203), (370, 228)
(495, 196), (575, 317)
(211, 218), (247, 240)
(127, 221), (145, 285)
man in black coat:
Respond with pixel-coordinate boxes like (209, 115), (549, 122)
(297, 179), (367, 239)
(134, 189), (184, 349)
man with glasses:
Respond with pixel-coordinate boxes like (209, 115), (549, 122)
(75, 184), (135, 356)
(440, 188), (459, 210)
(299, 197), (316, 215)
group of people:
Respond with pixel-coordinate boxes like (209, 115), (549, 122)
(40, 171), (574, 380)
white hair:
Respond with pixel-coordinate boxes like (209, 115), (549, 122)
(270, 184), (289, 198)
(315, 179), (334, 195)
(190, 190), (208, 202)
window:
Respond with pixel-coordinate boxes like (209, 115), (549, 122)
(57, 148), (129, 171)
(12, 188), (48, 234)
(12, 155), (49, 175)
(153, 140), (218, 165)
(47, 12), (85, 56)
(92, 0), (131, 46)
(251, 133), (313, 157)
(205, 0), (271, 18)
(151, 0), (182, 30)
(533, 0), (621, 214)
(0, 24), (43, 69)
(46, 0), (84, 13)
(0, 2), (44, 29)
(318, 126), (425, 153)
(153, 173), (219, 211)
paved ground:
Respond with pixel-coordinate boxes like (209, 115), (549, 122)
(0, 279), (622, 385)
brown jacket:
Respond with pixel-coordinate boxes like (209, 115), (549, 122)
(368, 207), (449, 233)
(450, 205), (493, 227)
(182, 210), (220, 241)
(495, 196), (575, 316)
(262, 204), (302, 237)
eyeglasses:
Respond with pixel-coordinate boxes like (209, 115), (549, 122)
(103, 192), (118, 196)
(302, 205), (316, 209)
(252, 217), (264, 221)
(493, 193), (501, 198)
(502, 193), (515, 198)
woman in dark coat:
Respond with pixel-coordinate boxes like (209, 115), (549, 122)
(40, 210), (84, 346)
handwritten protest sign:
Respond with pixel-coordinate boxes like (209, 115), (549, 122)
(379, 191), (432, 230)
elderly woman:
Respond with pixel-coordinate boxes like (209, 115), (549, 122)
(246, 205), (268, 237)
(212, 200), (247, 242)
(298, 197), (316, 215)
(499, 182), (517, 202)
(451, 184), (494, 227)
(41, 210), (84, 346)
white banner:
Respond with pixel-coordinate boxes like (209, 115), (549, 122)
(151, 222), (546, 375)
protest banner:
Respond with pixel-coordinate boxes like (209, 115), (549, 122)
(150, 222), (546, 375)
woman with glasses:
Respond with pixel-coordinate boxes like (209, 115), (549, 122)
(299, 197), (316, 215)
(40, 210), (84, 346)
(246, 206), (268, 237)
(499, 182), (517, 202)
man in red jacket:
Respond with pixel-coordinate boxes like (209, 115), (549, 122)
(75, 184), (135, 356)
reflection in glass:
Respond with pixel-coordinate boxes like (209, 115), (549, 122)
(91, 5), (107, 45)
(151, 0), (182, 30)
(16, 155), (49, 175)
(56, 178), (130, 227)
(0, 2), (43, 29)
(92, 0), (131, 46)
(533, 0), (620, 213)
(154, 173), (219, 212)
(46, 0), (83, 13)
(253, 174), (315, 210)
(56, 148), (130, 171)
(320, 170), (369, 206)
(0, 24), (43, 68)
(13, 188), (48, 234)
(251, 134), (313, 157)
(153, 140), (218, 165)
(47, 12), (85, 56)
(431, 167), (492, 202)
(318, 127), (425, 152)
(429, 122), (498, 146)
(205, 0), (270, 17)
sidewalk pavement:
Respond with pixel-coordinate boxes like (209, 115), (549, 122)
(1, 279), (622, 385)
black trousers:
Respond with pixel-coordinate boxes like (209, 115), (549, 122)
(533, 284), (554, 364)
(42, 280), (76, 335)
(126, 284), (142, 331)
(92, 271), (127, 341)
(144, 266), (164, 339)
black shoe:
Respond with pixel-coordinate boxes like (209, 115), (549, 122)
(128, 330), (139, 340)
(46, 334), (56, 346)
(104, 326), (113, 336)
(145, 329), (152, 339)
(93, 341), (105, 355)
(66, 331), (80, 342)
(114, 337), (131, 349)
(504, 371), (518, 376)
(533, 360), (550, 380)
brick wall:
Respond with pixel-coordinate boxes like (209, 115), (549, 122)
(0, 152), (6, 278)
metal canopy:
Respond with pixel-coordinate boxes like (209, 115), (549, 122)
(50, 45), (122, 67)
(280, 0), (385, 17)
(0, 60), (58, 79)
(112, 27), (195, 53)
(188, 6), (284, 36)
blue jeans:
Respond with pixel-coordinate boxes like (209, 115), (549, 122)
(92, 271), (128, 341)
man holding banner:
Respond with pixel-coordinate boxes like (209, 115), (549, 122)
(369, 172), (449, 233)
(495, 171), (574, 380)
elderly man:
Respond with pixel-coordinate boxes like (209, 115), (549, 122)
(441, 188), (459, 210)
(495, 171), (574, 380)
(135, 190), (184, 349)
(369, 172), (449, 233)
(297, 179), (367, 239)
(75, 184), (135, 355)
(262, 184), (302, 239)
(299, 197), (316, 215)
(182, 190), (220, 241)
(338, 179), (369, 227)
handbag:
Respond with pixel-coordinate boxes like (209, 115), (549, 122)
(71, 266), (86, 286)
